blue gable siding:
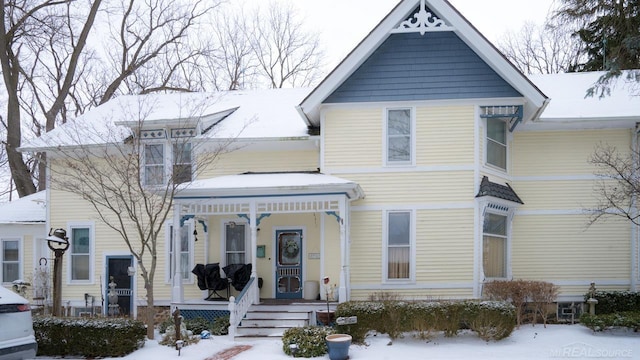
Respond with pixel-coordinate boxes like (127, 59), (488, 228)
(324, 32), (521, 103)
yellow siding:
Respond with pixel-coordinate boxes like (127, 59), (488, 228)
(349, 211), (383, 284)
(350, 288), (473, 301)
(512, 129), (631, 177)
(416, 106), (475, 165)
(512, 215), (630, 280)
(198, 149), (318, 178)
(324, 105), (475, 169)
(347, 171), (475, 204)
(416, 209), (474, 283)
(515, 180), (600, 210)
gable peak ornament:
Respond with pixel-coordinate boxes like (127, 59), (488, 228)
(393, 0), (452, 35)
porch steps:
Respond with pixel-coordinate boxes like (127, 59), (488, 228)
(235, 305), (314, 338)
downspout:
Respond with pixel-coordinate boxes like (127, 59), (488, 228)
(632, 126), (639, 291)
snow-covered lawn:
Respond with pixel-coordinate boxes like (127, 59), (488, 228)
(79, 324), (639, 360)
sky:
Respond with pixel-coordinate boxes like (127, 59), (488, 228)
(285, 0), (558, 69)
(74, 325), (640, 360)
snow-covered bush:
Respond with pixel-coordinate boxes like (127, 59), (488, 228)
(586, 290), (640, 314)
(282, 326), (335, 357)
(581, 312), (640, 332)
(159, 322), (199, 347)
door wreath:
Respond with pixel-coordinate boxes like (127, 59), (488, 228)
(283, 238), (299, 258)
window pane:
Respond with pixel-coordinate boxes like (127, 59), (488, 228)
(180, 253), (190, 279)
(172, 164), (192, 184)
(3, 241), (19, 261)
(72, 228), (90, 254)
(483, 235), (506, 278)
(388, 136), (411, 162)
(487, 140), (506, 169)
(388, 109), (410, 135)
(388, 212), (410, 245)
(226, 224), (245, 252)
(483, 213), (507, 236)
(145, 144), (164, 165)
(388, 247), (409, 279)
(180, 226), (189, 251)
(173, 143), (192, 164)
(487, 118), (506, 144)
(72, 254), (90, 280)
(227, 253), (245, 265)
(3, 263), (19, 283)
(145, 166), (164, 185)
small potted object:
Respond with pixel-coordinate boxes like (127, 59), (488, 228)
(326, 333), (352, 360)
(316, 276), (335, 325)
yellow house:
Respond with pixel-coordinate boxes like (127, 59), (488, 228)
(17, 0), (639, 337)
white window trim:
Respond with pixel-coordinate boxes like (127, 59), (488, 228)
(165, 221), (195, 284)
(219, 219), (249, 268)
(481, 205), (514, 281)
(483, 117), (509, 173)
(382, 210), (416, 284)
(1, 237), (23, 284)
(383, 107), (416, 167)
(67, 222), (95, 285)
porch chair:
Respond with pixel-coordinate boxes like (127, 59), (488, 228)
(222, 263), (252, 291)
(192, 263), (230, 301)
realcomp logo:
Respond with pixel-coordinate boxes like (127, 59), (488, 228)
(550, 342), (632, 358)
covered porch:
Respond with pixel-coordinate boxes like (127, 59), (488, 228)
(168, 172), (364, 335)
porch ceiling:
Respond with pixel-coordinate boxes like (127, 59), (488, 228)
(175, 172), (364, 209)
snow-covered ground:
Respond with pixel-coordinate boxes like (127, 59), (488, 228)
(64, 324), (638, 360)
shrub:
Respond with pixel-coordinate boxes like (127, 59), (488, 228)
(581, 312), (640, 332)
(211, 315), (230, 335)
(184, 317), (211, 335)
(335, 300), (515, 342)
(282, 326), (335, 358)
(484, 280), (558, 327)
(34, 316), (145, 357)
(158, 317), (174, 334)
(159, 322), (200, 347)
(585, 291), (640, 314)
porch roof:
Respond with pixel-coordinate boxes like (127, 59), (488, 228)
(175, 172), (365, 200)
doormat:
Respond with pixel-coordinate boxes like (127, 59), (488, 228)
(205, 345), (252, 360)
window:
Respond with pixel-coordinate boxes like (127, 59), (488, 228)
(1, 239), (20, 283)
(225, 222), (246, 265)
(143, 141), (192, 186)
(483, 213), (507, 278)
(144, 143), (165, 185)
(70, 227), (91, 281)
(386, 211), (412, 280)
(486, 118), (507, 170)
(172, 142), (192, 183)
(169, 225), (191, 280)
(386, 108), (413, 164)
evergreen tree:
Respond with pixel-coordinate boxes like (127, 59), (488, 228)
(556, 0), (640, 95)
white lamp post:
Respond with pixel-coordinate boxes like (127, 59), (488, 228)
(45, 228), (69, 317)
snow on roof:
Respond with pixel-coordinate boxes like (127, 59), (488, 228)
(529, 71), (640, 121)
(20, 88), (312, 151)
(176, 172), (364, 199)
(0, 191), (46, 224)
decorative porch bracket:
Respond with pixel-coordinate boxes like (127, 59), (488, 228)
(325, 211), (342, 223)
(179, 215), (208, 232)
(237, 213), (271, 226)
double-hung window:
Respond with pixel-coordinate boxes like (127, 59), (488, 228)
(486, 118), (507, 170)
(482, 212), (508, 278)
(168, 224), (191, 281)
(70, 227), (91, 282)
(225, 222), (246, 265)
(1, 239), (20, 283)
(385, 211), (412, 281)
(386, 108), (413, 164)
(143, 141), (192, 186)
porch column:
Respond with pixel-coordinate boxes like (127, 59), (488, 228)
(338, 196), (347, 302)
(250, 201), (259, 304)
(172, 205), (183, 306)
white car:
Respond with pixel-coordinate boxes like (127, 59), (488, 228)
(0, 286), (37, 360)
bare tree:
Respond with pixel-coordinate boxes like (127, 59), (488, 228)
(249, 1), (324, 88)
(1, 0), (102, 197)
(497, 20), (584, 75)
(588, 143), (640, 226)
(45, 94), (238, 338)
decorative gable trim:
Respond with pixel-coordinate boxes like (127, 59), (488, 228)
(392, 0), (452, 34)
(140, 129), (167, 140)
(299, 0), (548, 127)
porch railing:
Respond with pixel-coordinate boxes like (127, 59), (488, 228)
(227, 276), (256, 339)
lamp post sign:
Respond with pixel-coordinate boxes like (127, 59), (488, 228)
(45, 228), (69, 317)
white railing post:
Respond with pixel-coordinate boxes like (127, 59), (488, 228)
(228, 296), (236, 339)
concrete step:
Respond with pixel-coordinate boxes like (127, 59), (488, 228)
(236, 326), (287, 337)
(244, 311), (311, 320)
(235, 308), (313, 338)
(240, 318), (308, 328)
